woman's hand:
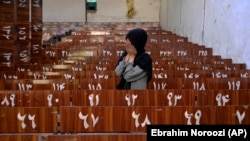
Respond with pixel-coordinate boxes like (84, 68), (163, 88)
(125, 54), (135, 63)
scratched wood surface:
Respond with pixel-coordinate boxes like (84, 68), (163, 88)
(60, 106), (250, 133)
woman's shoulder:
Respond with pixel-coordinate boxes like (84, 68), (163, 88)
(140, 52), (152, 61)
(134, 52), (152, 67)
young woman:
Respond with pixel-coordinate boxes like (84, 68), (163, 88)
(115, 28), (152, 90)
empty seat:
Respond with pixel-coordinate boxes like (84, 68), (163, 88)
(208, 78), (250, 90)
(192, 89), (250, 106)
(60, 106), (250, 133)
(71, 89), (196, 107)
(0, 107), (58, 133)
(0, 90), (71, 107)
(79, 78), (116, 90)
(2, 79), (79, 90)
(148, 78), (184, 89)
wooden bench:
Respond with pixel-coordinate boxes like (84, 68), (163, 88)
(0, 70), (83, 80)
(79, 78), (117, 90)
(153, 69), (175, 79)
(71, 89), (196, 107)
(182, 78), (250, 90)
(0, 11), (15, 23)
(196, 89), (250, 106)
(148, 78), (184, 89)
(0, 135), (39, 141)
(84, 70), (117, 79)
(209, 78), (250, 90)
(175, 69), (250, 78)
(2, 79), (79, 90)
(0, 90), (71, 108)
(15, 0), (30, 23)
(0, 107), (58, 133)
(152, 56), (227, 65)
(0, 71), (19, 79)
(59, 106), (250, 133)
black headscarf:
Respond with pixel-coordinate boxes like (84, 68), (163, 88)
(126, 28), (147, 56)
(126, 28), (152, 83)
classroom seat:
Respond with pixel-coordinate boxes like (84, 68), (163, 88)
(71, 89), (196, 107)
(79, 78), (117, 90)
(153, 69), (175, 79)
(148, 78), (184, 89)
(84, 70), (117, 79)
(0, 90), (22, 107)
(174, 69), (250, 78)
(1, 90), (72, 108)
(208, 78), (250, 90)
(182, 78), (250, 90)
(195, 90), (250, 106)
(2, 79), (79, 90)
(215, 106), (250, 124)
(0, 107), (58, 133)
(59, 106), (250, 133)
(17, 90), (71, 107)
(0, 71), (19, 79)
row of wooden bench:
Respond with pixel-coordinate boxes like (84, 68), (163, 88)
(3, 53), (241, 68)
(2, 35), (247, 73)
(0, 89), (249, 107)
(0, 106), (249, 133)
(1, 53), (232, 65)
(60, 33), (188, 46)
(41, 42), (213, 57)
(2, 62), (247, 72)
(32, 55), (230, 65)
(1, 69), (250, 80)
(0, 133), (147, 141)
(42, 24), (162, 47)
(0, 77), (249, 90)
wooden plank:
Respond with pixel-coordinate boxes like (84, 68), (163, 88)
(0, 107), (58, 133)
(31, 0), (43, 23)
(0, 0), (14, 22)
(60, 106), (250, 133)
(2, 79), (79, 91)
(0, 90), (71, 108)
(192, 89), (250, 106)
(16, 0), (30, 23)
(79, 78), (116, 90)
(0, 24), (14, 41)
(46, 134), (146, 141)
(71, 89), (196, 106)
(15, 24), (30, 43)
(0, 135), (39, 141)
(148, 78), (184, 89)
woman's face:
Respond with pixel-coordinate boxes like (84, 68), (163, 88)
(126, 39), (137, 54)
